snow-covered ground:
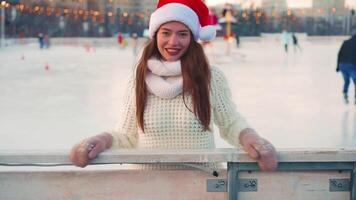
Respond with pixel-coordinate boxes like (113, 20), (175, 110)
(0, 37), (355, 150)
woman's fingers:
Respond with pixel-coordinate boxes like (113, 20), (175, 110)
(69, 135), (108, 167)
(69, 142), (90, 167)
(244, 142), (260, 159)
(240, 130), (263, 159)
(88, 141), (105, 159)
(77, 144), (90, 167)
(258, 152), (278, 171)
(69, 143), (80, 164)
(255, 140), (278, 171)
(241, 132), (278, 171)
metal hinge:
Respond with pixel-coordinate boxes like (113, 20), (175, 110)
(207, 179), (227, 192)
(207, 179), (258, 192)
(239, 178), (258, 192)
(329, 179), (350, 191)
(207, 178), (349, 192)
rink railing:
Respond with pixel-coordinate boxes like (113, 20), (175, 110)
(2, 35), (350, 48)
(0, 148), (356, 200)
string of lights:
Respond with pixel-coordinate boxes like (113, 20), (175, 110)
(0, 1), (354, 37)
(1, 1), (149, 23)
(1, 1), (351, 23)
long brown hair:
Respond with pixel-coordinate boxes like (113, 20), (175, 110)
(135, 33), (211, 131)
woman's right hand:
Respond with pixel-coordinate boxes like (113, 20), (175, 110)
(69, 132), (113, 167)
(239, 129), (278, 171)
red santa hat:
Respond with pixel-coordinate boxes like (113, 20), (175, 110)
(149, 0), (216, 41)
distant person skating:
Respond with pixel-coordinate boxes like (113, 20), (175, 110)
(44, 34), (50, 49)
(336, 34), (356, 105)
(18, 32), (25, 44)
(281, 30), (290, 53)
(292, 33), (302, 52)
(38, 33), (44, 49)
(117, 32), (124, 49)
(235, 33), (240, 48)
(131, 32), (139, 56)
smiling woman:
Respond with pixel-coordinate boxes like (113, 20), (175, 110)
(69, 0), (278, 172)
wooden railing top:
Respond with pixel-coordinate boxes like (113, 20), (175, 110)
(0, 148), (356, 165)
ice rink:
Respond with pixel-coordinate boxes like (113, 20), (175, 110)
(0, 36), (355, 150)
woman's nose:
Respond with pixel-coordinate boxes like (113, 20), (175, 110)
(168, 34), (179, 45)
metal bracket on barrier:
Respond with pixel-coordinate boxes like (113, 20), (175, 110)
(207, 179), (258, 192)
(329, 179), (350, 191)
(207, 179), (227, 192)
(239, 178), (258, 192)
(351, 162), (356, 200)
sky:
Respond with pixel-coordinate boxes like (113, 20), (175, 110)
(206, 0), (356, 8)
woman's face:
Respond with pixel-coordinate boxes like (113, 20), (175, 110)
(156, 21), (191, 61)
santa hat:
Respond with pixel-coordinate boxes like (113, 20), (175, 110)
(149, 0), (216, 41)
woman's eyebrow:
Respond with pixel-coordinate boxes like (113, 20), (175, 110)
(177, 30), (189, 33)
(160, 28), (172, 31)
(160, 28), (189, 33)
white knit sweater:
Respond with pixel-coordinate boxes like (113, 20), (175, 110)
(110, 66), (249, 151)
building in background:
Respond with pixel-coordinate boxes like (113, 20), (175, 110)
(2, 0), (355, 37)
(14, 0), (88, 9)
(307, 0), (348, 35)
(313, 0), (345, 11)
(261, 0), (287, 15)
(83, 0), (156, 36)
(4, 0), (156, 37)
(261, 0), (288, 32)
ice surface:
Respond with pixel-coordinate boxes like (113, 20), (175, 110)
(0, 37), (355, 150)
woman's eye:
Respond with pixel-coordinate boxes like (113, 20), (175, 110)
(179, 33), (188, 37)
(179, 32), (189, 37)
(161, 32), (170, 36)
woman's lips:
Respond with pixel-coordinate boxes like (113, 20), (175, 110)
(165, 48), (180, 56)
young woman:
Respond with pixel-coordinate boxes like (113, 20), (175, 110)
(70, 0), (278, 172)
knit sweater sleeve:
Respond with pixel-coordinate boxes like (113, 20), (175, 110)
(110, 78), (138, 149)
(210, 67), (250, 148)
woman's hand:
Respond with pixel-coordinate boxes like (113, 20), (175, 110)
(69, 132), (113, 167)
(239, 128), (278, 171)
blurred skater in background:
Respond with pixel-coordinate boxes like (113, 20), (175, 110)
(336, 33), (356, 105)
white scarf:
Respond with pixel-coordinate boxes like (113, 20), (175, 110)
(145, 57), (183, 99)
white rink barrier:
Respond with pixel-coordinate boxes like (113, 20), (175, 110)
(0, 34), (350, 48)
(1, 37), (149, 48)
(0, 148), (355, 200)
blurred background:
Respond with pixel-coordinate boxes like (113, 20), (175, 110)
(0, 0), (355, 40)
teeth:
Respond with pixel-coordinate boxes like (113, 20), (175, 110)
(166, 49), (179, 53)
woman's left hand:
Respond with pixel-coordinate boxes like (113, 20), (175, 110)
(239, 129), (278, 171)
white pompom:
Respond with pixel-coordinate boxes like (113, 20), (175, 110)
(199, 25), (217, 41)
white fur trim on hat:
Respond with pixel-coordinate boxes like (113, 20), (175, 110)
(199, 25), (216, 41)
(149, 3), (200, 40)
